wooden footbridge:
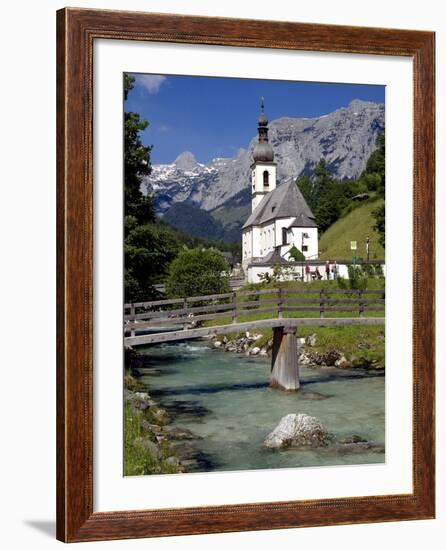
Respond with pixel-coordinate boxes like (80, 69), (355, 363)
(124, 287), (385, 391)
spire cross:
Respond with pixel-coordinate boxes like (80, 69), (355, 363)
(260, 96), (265, 113)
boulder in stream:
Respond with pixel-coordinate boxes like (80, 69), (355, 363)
(263, 413), (330, 449)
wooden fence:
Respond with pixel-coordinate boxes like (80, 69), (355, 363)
(124, 287), (385, 337)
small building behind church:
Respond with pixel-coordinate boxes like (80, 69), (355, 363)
(242, 102), (319, 283)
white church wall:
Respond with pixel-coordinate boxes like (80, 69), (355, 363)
(289, 226), (319, 259)
(251, 226), (262, 257)
(242, 229), (252, 273)
(246, 261), (386, 284)
(259, 222), (275, 256)
(274, 218), (294, 248)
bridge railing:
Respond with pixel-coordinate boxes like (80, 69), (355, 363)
(124, 287), (385, 336)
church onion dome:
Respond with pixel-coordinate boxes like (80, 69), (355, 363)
(253, 141), (275, 162)
(258, 112), (268, 126)
(253, 97), (275, 162)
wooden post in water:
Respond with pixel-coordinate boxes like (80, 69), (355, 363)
(270, 326), (300, 391)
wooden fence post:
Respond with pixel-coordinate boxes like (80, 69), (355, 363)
(359, 289), (364, 317)
(183, 297), (188, 329)
(130, 303), (136, 337)
(278, 287), (283, 318)
(319, 288), (325, 319)
(232, 291), (237, 324)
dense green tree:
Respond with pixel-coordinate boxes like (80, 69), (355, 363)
(124, 74), (155, 227)
(297, 159), (362, 233)
(295, 174), (316, 212)
(359, 132), (385, 247)
(125, 224), (180, 301)
(165, 248), (230, 298)
(296, 133), (385, 241)
(124, 74), (159, 301)
(359, 132), (385, 196)
(372, 204), (385, 248)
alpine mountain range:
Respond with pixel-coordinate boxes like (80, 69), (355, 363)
(141, 99), (385, 242)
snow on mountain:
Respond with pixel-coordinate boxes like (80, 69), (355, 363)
(141, 99), (384, 214)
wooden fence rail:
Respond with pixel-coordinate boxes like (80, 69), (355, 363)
(124, 287), (385, 336)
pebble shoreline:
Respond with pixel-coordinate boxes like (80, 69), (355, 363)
(210, 331), (385, 371)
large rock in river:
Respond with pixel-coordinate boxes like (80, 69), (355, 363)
(263, 413), (330, 449)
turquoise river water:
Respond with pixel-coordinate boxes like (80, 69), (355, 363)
(136, 340), (385, 472)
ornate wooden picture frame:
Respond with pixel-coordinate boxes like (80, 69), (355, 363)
(56, 7), (435, 542)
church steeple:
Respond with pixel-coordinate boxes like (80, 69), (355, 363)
(253, 97), (274, 163)
(251, 98), (277, 211)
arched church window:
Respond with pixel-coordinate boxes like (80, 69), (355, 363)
(282, 227), (288, 245)
(263, 170), (269, 187)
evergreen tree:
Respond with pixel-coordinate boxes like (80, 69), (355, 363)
(296, 132), (385, 243)
(359, 132), (385, 247)
(124, 74), (155, 227)
(124, 74), (160, 301)
(359, 132), (385, 196)
(297, 159), (358, 233)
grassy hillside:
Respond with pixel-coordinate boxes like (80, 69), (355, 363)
(319, 199), (385, 261)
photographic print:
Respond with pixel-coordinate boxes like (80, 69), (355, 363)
(123, 73), (386, 477)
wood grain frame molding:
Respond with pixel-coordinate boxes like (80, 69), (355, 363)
(57, 7), (435, 542)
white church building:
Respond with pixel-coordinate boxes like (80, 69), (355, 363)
(242, 102), (319, 283)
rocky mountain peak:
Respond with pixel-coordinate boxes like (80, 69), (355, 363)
(174, 151), (199, 171)
(142, 100), (385, 215)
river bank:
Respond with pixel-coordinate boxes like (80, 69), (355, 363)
(210, 324), (385, 371)
(124, 349), (208, 475)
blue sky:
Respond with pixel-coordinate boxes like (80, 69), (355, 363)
(125, 73), (385, 165)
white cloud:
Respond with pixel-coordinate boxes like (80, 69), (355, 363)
(159, 124), (169, 133)
(136, 74), (167, 94)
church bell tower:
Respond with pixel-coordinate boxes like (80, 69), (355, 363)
(251, 98), (277, 211)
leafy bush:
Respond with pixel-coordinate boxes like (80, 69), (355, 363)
(165, 248), (230, 298)
(361, 263), (375, 278)
(336, 266), (369, 290)
(347, 265), (369, 290)
(288, 246), (306, 262)
(258, 263), (294, 284)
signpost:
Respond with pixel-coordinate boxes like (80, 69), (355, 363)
(350, 240), (357, 265)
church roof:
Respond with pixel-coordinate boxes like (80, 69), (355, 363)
(258, 247), (289, 265)
(242, 178), (318, 229)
